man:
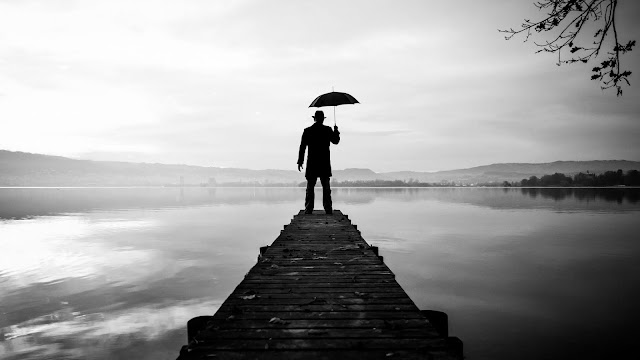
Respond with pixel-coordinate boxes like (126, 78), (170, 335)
(297, 110), (340, 214)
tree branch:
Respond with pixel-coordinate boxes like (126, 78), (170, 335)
(499, 0), (634, 95)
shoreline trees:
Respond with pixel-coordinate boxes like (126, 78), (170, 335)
(519, 169), (639, 186)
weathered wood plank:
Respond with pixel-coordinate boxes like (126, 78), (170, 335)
(211, 319), (434, 330)
(190, 337), (445, 351)
(251, 261), (389, 268)
(217, 304), (421, 312)
(197, 328), (437, 340)
(211, 311), (428, 321)
(183, 349), (430, 360)
(233, 282), (402, 289)
(228, 292), (409, 299)
(223, 297), (416, 306)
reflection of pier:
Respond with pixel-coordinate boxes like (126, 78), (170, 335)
(177, 210), (463, 359)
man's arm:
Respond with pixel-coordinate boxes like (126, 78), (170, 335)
(297, 131), (307, 171)
(330, 125), (340, 145)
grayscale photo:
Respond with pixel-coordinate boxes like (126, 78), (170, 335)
(1, 1), (639, 359)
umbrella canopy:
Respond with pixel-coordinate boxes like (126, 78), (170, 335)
(309, 91), (359, 108)
(309, 91), (359, 126)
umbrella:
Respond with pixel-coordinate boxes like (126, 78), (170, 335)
(309, 91), (359, 126)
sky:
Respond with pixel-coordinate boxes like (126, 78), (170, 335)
(1, 0), (639, 172)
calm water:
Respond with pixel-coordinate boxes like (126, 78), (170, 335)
(0, 187), (639, 360)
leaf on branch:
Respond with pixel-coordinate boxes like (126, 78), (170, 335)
(592, 67), (600, 72)
(619, 40), (636, 53)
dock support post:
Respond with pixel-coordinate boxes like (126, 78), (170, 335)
(421, 310), (463, 356)
(370, 246), (383, 262)
(421, 310), (448, 337)
(259, 245), (269, 256)
(446, 336), (464, 359)
(257, 245), (270, 261)
(187, 316), (213, 343)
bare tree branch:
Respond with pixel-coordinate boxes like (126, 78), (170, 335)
(499, 0), (634, 95)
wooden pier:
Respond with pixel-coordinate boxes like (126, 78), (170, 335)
(177, 210), (463, 359)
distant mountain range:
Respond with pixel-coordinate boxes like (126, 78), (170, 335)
(1, 150), (639, 186)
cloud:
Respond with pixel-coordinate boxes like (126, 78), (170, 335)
(2, 299), (221, 359)
(0, 216), (160, 288)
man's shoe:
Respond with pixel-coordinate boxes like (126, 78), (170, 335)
(304, 210), (313, 214)
(325, 210), (333, 215)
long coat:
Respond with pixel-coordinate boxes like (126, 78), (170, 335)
(298, 122), (340, 178)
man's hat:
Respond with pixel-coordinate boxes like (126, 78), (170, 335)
(313, 110), (326, 119)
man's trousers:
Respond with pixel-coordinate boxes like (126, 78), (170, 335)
(305, 176), (332, 214)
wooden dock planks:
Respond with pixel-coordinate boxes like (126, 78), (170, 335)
(177, 210), (462, 359)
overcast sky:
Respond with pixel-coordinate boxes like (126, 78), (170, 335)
(1, 0), (639, 172)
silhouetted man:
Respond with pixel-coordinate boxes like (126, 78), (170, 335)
(298, 110), (340, 214)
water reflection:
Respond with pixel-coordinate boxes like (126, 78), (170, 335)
(520, 187), (639, 203)
(0, 187), (638, 220)
(0, 216), (156, 286)
(0, 187), (306, 220)
(1, 299), (220, 360)
(0, 188), (638, 360)
(337, 187), (640, 211)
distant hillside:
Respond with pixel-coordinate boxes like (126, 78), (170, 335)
(380, 160), (640, 184)
(0, 150), (301, 186)
(1, 150), (638, 186)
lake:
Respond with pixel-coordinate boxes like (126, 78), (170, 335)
(1, 187), (639, 360)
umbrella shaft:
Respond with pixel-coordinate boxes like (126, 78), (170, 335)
(334, 106), (336, 126)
